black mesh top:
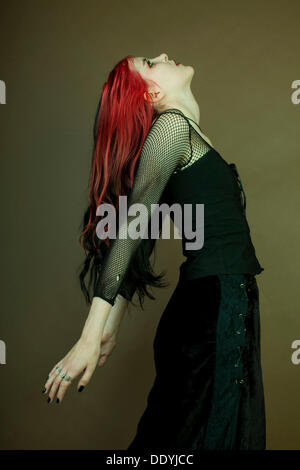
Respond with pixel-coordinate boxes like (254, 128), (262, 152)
(93, 108), (264, 306)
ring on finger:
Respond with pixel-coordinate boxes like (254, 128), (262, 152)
(59, 372), (73, 383)
(64, 375), (73, 383)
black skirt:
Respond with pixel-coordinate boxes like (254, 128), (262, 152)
(127, 273), (266, 450)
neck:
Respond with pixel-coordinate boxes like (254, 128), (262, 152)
(161, 86), (201, 126)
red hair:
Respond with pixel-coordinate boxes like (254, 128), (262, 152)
(78, 55), (168, 307)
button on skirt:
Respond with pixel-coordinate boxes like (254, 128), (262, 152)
(127, 273), (266, 450)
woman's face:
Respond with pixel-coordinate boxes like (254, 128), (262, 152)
(130, 53), (194, 105)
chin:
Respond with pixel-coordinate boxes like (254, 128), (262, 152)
(185, 64), (195, 80)
(182, 63), (194, 72)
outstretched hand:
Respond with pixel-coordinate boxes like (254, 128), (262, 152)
(42, 295), (127, 404)
(42, 337), (102, 403)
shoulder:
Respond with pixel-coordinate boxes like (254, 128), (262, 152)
(147, 110), (190, 145)
(151, 109), (190, 129)
(138, 111), (191, 174)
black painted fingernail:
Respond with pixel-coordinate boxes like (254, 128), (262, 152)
(47, 397), (51, 403)
(78, 386), (84, 392)
(46, 376), (49, 380)
(56, 398), (60, 403)
(42, 387), (46, 394)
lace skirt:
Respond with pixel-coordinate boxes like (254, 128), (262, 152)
(127, 273), (266, 450)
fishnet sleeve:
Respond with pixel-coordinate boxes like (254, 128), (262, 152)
(93, 111), (191, 306)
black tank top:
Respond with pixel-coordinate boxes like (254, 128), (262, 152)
(158, 111), (264, 280)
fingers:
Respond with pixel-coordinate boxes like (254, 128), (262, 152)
(46, 367), (68, 403)
(44, 359), (97, 403)
(48, 369), (71, 403)
(98, 354), (108, 367)
(77, 361), (98, 391)
(43, 362), (63, 395)
(48, 362), (63, 378)
(43, 341), (101, 403)
(43, 364), (73, 403)
(53, 370), (73, 403)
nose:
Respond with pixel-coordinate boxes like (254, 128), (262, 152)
(153, 53), (168, 62)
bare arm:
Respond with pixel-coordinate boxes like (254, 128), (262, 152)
(80, 297), (112, 345)
(80, 295), (129, 367)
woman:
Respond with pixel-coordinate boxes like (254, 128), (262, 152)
(42, 53), (266, 450)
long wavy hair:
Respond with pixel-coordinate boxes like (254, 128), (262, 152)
(78, 55), (169, 309)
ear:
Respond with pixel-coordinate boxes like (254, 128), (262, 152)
(144, 90), (160, 102)
(144, 85), (164, 104)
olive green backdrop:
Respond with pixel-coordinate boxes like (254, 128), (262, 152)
(0, 0), (299, 450)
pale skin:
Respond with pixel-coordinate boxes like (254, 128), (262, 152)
(43, 295), (128, 402)
(42, 52), (213, 404)
(131, 53), (214, 148)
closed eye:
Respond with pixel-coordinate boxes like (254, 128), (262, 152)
(146, 58), (154, 68)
